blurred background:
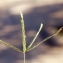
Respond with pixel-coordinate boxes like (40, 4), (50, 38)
(0, 0), (63, 63)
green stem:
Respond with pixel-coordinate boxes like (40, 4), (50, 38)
(24, 52), (25, 63)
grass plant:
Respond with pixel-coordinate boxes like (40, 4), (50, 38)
(0, 12), (62, 63)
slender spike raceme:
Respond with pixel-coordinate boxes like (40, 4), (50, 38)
(0, 12), (62, 63)
(20, 12), (26, 63)
(27, 23), (43, 50)
(20, 12), (26, 53)
(0, 40), (22, 53)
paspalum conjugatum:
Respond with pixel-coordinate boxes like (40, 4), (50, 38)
(0, 12), (62, 63)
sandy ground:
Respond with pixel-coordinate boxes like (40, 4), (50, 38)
(0, 0), (63, 63)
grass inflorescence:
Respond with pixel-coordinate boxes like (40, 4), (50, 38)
(0, 12), (62, 63)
